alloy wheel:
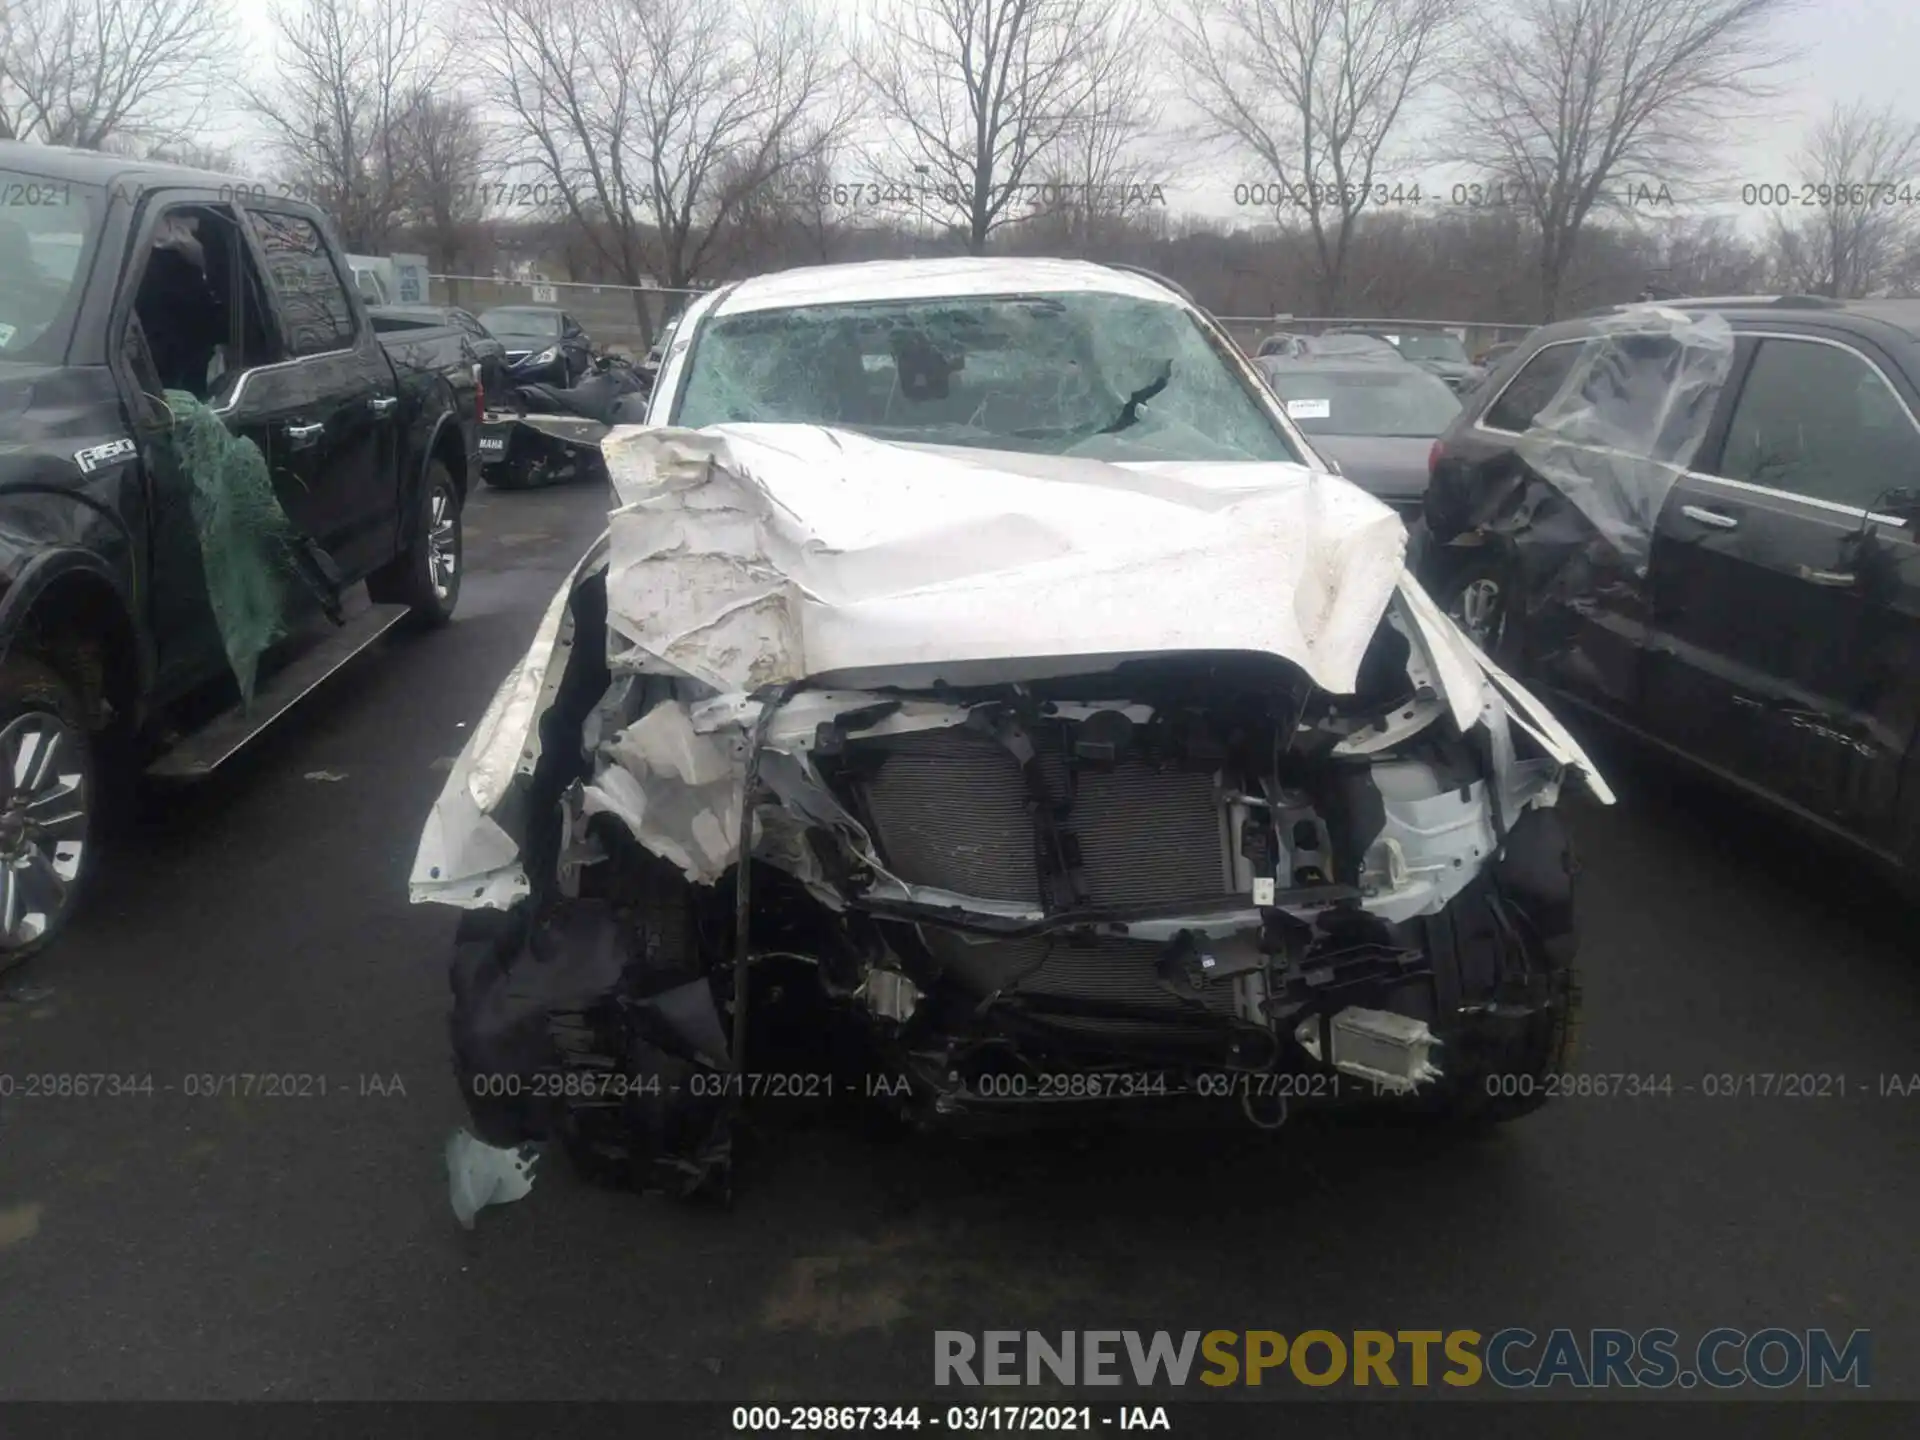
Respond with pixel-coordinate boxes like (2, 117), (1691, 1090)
(1452, 577), (1504, 648)
(428, 482), (462, 603)
(0, 710), (89, 952)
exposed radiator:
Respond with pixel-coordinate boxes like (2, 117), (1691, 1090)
(855, 727), (1229, 907)
(853, 727), (1241, 1022)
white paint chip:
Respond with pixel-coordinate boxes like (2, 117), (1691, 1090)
(0, 1202), (43, 1249)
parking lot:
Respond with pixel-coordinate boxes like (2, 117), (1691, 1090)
(0, 475), (1915, 1402)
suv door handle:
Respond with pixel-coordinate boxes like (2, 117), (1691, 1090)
(369, 395), (398, 417)
(1681, 504), (1739, 529)
(1798, 566), (1856, 586)
(287, 422), (325, 448)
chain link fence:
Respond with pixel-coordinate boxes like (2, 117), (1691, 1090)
(427, 271), (1537, 361)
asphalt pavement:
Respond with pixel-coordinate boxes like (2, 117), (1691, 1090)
(0, 477), (1916, 1402)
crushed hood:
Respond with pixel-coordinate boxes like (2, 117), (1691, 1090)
(599, 423), (1410, 695)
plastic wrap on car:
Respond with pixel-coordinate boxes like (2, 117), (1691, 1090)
(1512, 307), (1736, 576)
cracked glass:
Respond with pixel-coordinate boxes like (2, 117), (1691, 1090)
(672, 292), (1305, 464)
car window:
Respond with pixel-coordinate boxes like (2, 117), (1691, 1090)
(1307, 334), (1399, 360)
(674, 291), (1304, 464)
(245, 210), (357, 357)
(455, 311), (487, 338)
(480, 308), (561, 337)
(1482, 339), (1585, 432)
(1714, 338), (1920, 510)
(0, 172), (103, 361)
(1398, 333), (1469, 364)
(369, 313), (438, 333)
(1260, 364), (1463, 437)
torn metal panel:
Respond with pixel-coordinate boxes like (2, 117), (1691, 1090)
(409, 535), (610, 908)
(580, 700), (746, 885)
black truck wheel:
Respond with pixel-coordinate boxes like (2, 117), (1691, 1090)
(0, 654), (96, 973)
(369, 461), (462, 624)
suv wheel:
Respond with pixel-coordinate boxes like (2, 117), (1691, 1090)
(369, 462), (463, 624)
(1442, 557), (1509, 653)
(0, 655), (95, 972)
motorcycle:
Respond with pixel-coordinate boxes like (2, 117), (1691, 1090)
(478, 354), (653, 490)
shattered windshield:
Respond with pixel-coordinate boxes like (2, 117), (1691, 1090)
(672, 292), (1304, 463)
(1262, 363), (1463, 437)
(1398, 333), (1470, 364)
(0, 171), (101, 362)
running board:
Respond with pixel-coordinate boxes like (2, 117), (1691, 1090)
(145, 601), (414, 780)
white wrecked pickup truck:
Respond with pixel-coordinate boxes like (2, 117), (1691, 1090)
(412, 259), (1614, 1205)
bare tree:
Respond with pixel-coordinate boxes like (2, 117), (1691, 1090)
(1174, 0), (1462, 312)
(0, 0), (234, 148)
(473, 0), (849, 340)
(858, 0), (1143, 255)
(1765, 102), (1920, 299)
(1451, 0), (1798, 322)
(248, 0), (451, 253)
(142, 138), (244, 172)
(396, 89), (492, 271)
(724, 143), (854, 269)
(1029, 39), (1172, 254)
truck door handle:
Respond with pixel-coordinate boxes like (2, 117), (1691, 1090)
(1681, 504), (1739, 529)
(287, 422), (325, 448)
(370, 395), (398, 417)
(1798, 566), (1856, 586)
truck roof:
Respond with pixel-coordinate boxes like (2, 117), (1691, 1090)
(0, 140), (275, 197)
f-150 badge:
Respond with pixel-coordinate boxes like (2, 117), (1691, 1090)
(74, 438), (138, 474)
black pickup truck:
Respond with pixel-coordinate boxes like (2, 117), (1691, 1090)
(369, 303), (508, 398)
(0, 142), (477, 966)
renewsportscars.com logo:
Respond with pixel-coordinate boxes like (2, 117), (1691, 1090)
(933, 1329), (1872, 1390)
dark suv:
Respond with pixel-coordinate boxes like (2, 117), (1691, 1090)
(1419, 295), (1920, 880)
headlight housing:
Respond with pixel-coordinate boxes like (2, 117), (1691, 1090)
(528, 347), (559, 367)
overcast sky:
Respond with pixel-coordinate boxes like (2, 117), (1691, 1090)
(220, 0), (1920, 230)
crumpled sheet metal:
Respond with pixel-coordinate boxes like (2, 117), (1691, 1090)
(1511, 307), (1736, 576)
(581, 699), (747, 885)
(409, 535), (609, 908)
(598, 423), (1409, 697)
(408, 431), (1615, 908)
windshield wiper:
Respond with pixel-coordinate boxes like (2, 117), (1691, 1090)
(1096, 360), (1173, 435)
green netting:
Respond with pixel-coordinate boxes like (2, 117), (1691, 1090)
(162, 390), (309, 707)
